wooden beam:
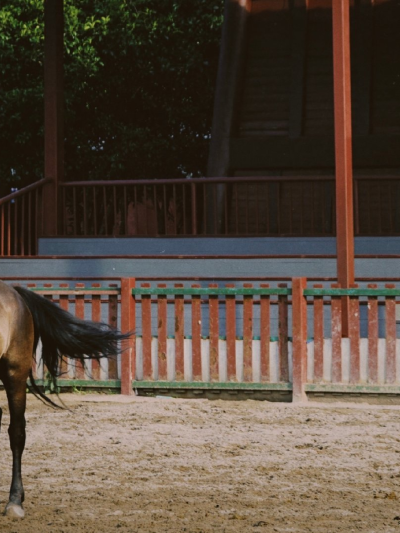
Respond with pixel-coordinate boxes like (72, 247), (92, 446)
(44, 0), (64, 236)
(332, 0), (354, 335)
(206, 0), (250, 233)
(207, 0), (250, 179)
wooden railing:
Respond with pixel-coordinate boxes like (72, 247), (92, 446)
(6, 278), (400, 401)
(303, 283), (400, 389)
(60, 175), (400, 238)
(0, 178), (52, 256)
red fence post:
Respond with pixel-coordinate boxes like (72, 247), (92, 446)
(349, 283), (360, 383)
(121, 278), (136, 395)
(367, 283), (378, 383)
(225, 283), (236, 381)
(157, 283), (167, 381)
(174, 284), (185, 380)
(278, 283), (289, 382)
(243, 283), (253, 382)
(191, 284), (202, 380)
(292, 277), (307, 403)
(141, 283), (152, 380)
(260, 284), (270, 382)
(313, 283), (324, 382)
(385, 283), (396, 384)
(91, 283), (101, 381)
(209, 284), (220, 381)
(58, 283), (69, 377)
(75, 283), (85, 379)
(108, 284), (119, 379)
(331, 283), (342, 383)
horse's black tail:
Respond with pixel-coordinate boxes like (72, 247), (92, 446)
(14, 286), (131, 407)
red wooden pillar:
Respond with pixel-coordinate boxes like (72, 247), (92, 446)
(332, 0), (355, 336)
(44, 0), (64, 236)
(121, 278), (136, 395)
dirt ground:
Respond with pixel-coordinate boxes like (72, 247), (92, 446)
(1, 392), (400, 532)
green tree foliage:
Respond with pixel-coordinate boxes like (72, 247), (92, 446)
(0, 0), (224, 195)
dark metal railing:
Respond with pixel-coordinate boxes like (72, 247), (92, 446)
(60, 176), (337, 237)
(0, 178), (52, 256)
(60, 175), (400, 238)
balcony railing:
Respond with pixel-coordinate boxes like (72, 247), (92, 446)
(1, 175), (400, 256)
(0, 178), (52, 256)
(60, 176), (337, 237)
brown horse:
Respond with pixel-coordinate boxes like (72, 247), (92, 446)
(0, 281), (130, 518)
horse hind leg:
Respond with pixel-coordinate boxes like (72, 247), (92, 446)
(1, 361), (28, 519)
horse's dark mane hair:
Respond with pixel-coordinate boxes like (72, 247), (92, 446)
(14, 286), (131, 408)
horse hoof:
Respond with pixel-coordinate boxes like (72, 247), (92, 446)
(4, 503), (25, 519)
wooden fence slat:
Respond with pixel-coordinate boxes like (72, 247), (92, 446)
(209, 283), (219, 381)
(331, 283), (342, 383)
(91, 283), (101, 380)
(74, 283), (86, 379)
(58, 283), (70, 377)
(260, 284), (270, 382)
(367, 283), (378, 383)
(313, 284), (324, 382)
(174, 283), (184, 379)
(191, 284), (202, 380)
(292, 277), (307, 402)
(385, 283), (396, 384)
(243, 283), (253, 382)
(157, 283), (167, 380)
(121, 278), (135, 394)
(141, 283), (152, 380)
(108, 284), (118, 379)
(225, 283), (236, 381)
(278, 283), (289, 382)
(349, 284), (360, 383)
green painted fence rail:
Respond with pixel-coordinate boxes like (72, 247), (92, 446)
(304, 288), (400, 297)
(131, 287), (291, 296)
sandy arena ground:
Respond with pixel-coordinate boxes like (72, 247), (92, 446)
(0, 392), (400, 532)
